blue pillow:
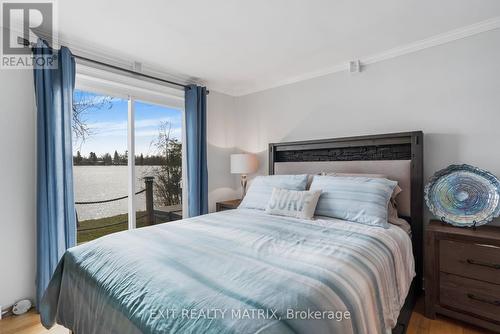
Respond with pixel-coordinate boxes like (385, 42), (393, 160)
(239, 175), (309, 210)
(310, 175), (397, 228)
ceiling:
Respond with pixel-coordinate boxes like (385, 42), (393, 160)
(55, 0), (500, 96)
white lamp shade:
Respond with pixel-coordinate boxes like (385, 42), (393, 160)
(230, 154), (258, 174)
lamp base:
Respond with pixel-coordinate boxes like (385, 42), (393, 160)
(240, 174), (248, 199)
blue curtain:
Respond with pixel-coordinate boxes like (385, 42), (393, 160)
(185, 85), (208, 217)
(33, 40), (76, 309)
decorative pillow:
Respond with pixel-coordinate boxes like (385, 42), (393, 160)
(265, 188), (321, 219)
(239, 175), (309, 210)
(310, 175), (398, 228)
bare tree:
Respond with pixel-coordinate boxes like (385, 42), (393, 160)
(148, 121), (182, 206)
(72, 91), (113, 142)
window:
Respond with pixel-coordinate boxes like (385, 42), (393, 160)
(73, 64), (185, 244)
(134, 100), (183, 229)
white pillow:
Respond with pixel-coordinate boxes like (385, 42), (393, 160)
(265, 188), (321, 219)
(239, 175), (309, 210)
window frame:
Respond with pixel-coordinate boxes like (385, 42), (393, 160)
(74, 62), (187, 231)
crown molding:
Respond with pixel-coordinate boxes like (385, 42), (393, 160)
(226, 16), (500, 97)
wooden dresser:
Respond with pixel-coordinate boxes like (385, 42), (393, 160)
(425, 221), (500, 332)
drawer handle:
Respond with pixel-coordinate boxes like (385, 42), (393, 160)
(467, 293), (500, 306)
(466, 258), (500, 269)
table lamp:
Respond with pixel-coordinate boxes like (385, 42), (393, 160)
(230, 153), (258, 198)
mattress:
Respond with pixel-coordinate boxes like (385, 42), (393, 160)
(40, 209), (414, 334)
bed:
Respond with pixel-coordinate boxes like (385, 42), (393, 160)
(41, 131), (423, 334)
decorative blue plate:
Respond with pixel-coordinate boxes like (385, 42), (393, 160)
(425, 164), (500, 227)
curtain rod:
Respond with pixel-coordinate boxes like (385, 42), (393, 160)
(19, 36), (209, 93)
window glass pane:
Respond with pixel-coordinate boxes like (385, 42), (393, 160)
(72, 90), (129, 243)
(134, 100), (183, 227)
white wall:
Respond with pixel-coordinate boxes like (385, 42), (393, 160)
(232, 29), (500, 223)
(0, 66), (36, 308)
(206, 91), (239, 211)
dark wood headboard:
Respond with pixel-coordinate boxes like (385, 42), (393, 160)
(268, 131), (424, 290)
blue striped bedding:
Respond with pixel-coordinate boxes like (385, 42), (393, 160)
(40, 209), (414, 334)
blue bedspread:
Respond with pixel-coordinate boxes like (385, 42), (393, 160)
(41, 209), (414, 334)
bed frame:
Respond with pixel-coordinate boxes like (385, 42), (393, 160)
(268, 131), (423, 334)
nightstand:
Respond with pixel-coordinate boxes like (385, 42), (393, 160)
(425, 220), (500, 332)
(216, 199), (242, 212)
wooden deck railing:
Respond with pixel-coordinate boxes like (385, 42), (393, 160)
(75, 176), (182, 231)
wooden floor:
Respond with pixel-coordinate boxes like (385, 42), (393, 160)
(406, 298), (494, 334)
(0, 297), (494, 334)
(0, 312), (69, 334)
